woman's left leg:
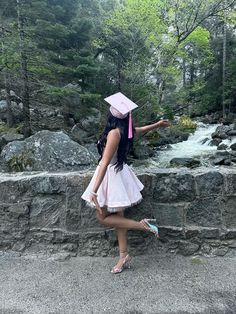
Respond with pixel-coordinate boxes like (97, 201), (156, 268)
(112, 210), (130, 272)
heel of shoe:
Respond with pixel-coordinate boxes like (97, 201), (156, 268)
(123, 255), (132, 269)
(141, 218), (159, 237)
(145, 218), (156, 223)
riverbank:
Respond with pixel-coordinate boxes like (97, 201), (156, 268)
(0, 251), (235, 314)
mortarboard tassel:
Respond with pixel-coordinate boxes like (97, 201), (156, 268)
(128, 111), (133, 139)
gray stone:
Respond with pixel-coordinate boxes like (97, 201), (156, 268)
(0, 130), (96, 171)
(209, 151), (231, 165)
(49, 252), (72, 261)
(29, 195), (66, 229)
(79, 108), (101, 135)
(153, 172), (196, 202)
(211, 132), (228, 140)
(209, 138), (222, 146)
(200, 243), (211, 254)
(213, 246), (229, 256)
(230, 142), (236, 151)
(0, 133), (24, 151)
(224, 158), (232, 165)
(195, 171), (224, 196)
(200, 137), (209, 144)
(27, 175), (67, 194)
(152, 203), (185, 227)
(177, 241), (200, 256)
(217, 144), (228, 150)
(0, 100), (23, 122)
(199, 227), (220, 239)
(211, 156), (226, 165)
(211, 125), (231, 139)
(186, 197), (223, 227)
(225, 229), (236, 239)
(83, 143), (100, 160)
(134, 142), (154, 159)
(70, 125), (90, 144)
(228, 241), (236, 248)
(71, 108), (101, 144)
(169, 157), (200, 168)
(185, 227), (199, 239)
(222, 196), (236, 228)
(158, 226), (185, 239)
(227, 130), (236, 136)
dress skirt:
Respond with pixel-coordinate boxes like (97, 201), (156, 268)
(81, 163), (144, 213)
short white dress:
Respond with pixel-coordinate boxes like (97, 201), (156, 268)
(81, 152), (144, 213)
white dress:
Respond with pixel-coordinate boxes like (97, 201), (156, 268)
(81, 152), (144, 213)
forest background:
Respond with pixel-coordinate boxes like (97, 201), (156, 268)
(0, 0), (236, 138)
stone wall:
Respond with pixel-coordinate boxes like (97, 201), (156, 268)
(0, 167), (235, 257)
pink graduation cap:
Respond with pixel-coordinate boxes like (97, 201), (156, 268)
(104, 92), (138, 139)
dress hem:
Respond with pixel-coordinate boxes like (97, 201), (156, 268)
(83, 196), (143, 213)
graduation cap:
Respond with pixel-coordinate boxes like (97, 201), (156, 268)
(104, 92), (138, 139)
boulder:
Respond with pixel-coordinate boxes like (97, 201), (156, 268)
(209, 151), (231, 166)
(147, 127), (189, 147)
(0, 133), (24, 151)
(30, 107), (67, 133)
(71, 108), (101, 144)
(209, 138), (222, 146)
(230, 143), (236, 151)
(170, 157), (200, 168)
(200, 137), (209, 144)
(0, 130), (96, 171)
(211, 125), (232, 139)
(217, 144), (228, 150)
(227, 130), (236, 136)
(71, 125), (91, 144)
(0, 100), (23, 123)
(134, 141), (154, 159)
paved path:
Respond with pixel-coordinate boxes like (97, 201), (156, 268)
(0, 252), (236, 314)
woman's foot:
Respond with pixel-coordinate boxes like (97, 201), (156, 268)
(111, 253), (132, 274)
(140, 218), (159, 237)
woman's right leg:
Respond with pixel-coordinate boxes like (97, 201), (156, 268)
(96, 208), (146, 231)
(112, 211), (130, 272)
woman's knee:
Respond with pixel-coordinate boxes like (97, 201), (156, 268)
(96, 209), (108, 225)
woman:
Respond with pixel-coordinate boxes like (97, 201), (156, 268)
(81, 92), (170, 274)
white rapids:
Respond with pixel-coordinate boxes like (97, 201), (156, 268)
(151, 123), (222, 167)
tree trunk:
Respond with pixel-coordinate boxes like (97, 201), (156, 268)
(1, 33), (14, 127)
(222, 0), (227, 118)
(183, 59), (186, 87)
(158, 79), (165, 106)
(4, 71), (14, 127)
(117, 56), (122, 91)
(16, 0), (31, 137)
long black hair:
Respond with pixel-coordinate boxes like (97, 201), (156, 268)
(97, 112), (134, 172)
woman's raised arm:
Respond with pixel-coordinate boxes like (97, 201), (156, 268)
(135, 119), (170, 136)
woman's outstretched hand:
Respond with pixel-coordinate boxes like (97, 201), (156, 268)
(90, 194), (102, 215)
(157, 119), (171, 128)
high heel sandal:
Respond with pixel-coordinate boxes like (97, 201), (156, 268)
(141, 218), (159, 237)
(111, 254), (132, 274)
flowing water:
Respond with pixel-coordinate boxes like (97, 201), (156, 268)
(150, 123), (220, 167)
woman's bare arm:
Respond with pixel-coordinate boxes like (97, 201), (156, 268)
(135, 119), (170, 136)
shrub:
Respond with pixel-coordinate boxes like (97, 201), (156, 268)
(7, 149), (33, 172)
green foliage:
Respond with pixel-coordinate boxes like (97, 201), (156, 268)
(7, 149), (33, 172)
(0, 0), (236, 133)
(177, 115), (197, 131)
(145, 131), (160, 147)
(0, 123), (24, 134)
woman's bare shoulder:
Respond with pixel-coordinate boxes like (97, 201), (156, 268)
(107, 128), (121, 140)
